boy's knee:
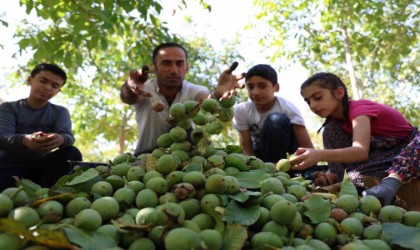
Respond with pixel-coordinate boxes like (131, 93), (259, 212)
(266, 113), (288, 122)
(264, 113), (290, 128)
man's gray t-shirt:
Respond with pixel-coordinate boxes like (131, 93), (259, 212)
(133, 79), (208, 154)
(0, 99), (75, 168)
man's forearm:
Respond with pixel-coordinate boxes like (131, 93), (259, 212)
(120, 82), (139, 105)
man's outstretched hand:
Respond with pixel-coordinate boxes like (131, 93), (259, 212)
(214, 62), (246, 99)
(127, 65), (153, 97)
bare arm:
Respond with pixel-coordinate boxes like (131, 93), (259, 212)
(290, 115), (371, 169)
(214, 62), (246, 99)
(120, 82), (140, 105)
(120, 66), (152, 105)
(238, 130), (255, 156)
(195, 90), (212, 102)
(292, 124), (314, 149)
(194, 62), (244, 102)
(348, 115), (371, 160)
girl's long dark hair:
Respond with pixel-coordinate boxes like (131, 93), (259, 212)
(301, 72), (350, 133)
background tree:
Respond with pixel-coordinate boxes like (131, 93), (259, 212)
(11, 0), (241, 161)
(253, 0), (419, 125)
(4, 0), (418, 161)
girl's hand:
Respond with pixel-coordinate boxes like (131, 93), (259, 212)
(312, 171), (338, 186)
(214, 62), (246, 100)
(289, 148), (320, 170)
(127, 65), (153, 97)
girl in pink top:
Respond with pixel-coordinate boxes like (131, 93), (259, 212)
(290, 72), (419, 206)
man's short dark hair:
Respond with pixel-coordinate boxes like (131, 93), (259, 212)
(245, 64), (278, 86)
(31, 63), (67, 85)
(152, 42), (188, 63)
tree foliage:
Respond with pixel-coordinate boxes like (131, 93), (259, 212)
(253, 0), (419, 125)
(13, 0), (241, 161)
(8, 0), (420, 161)
(0, 12), (8, 49)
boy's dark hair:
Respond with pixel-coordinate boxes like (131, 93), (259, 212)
(31, 63), (67, 85)
(245, 64), (278, 86)
(152, 42), (188, 63)
(301, 72), (350, 133)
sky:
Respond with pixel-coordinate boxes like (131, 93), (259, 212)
(0, 0), (321, 129)
(0, 1), (36, 101)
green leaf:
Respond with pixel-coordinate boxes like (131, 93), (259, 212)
(33, 48), (44, 61)
(225, 145), (242, 154)
(49, 186), (77, 195)
(229, 190), (261, 203)
(119, 0), (135, 13)
(18, 38), (32, 50)
(197, 137), (210, 155)
(70, 176), (102, 193)
(233, 171), (271, 189)
(303, 195), (332, 224)
(100, 37), (108, 50)
(202, 204), (225, 234)
(19, 178), (42, 200)
(23, 0), (34, 15)
(0, 219), (74, 249)
(0, 218), (32, 238)
(75, 53), (83, 66)
(64, 227), (117, 249)
(229, 192), (250, 203)
(223, 200), (260, 226)
(222, 224), (247, 250)
(66, 168), (99, 186)
(54, 174), (75, 188)
(219, 194), (230, 207)
(0, 19), (8, 27)
(20, 178), (42, 190)
(339, 171), (358, 197)
(31, 227), (75, 249)
(383, 223), (420, 250)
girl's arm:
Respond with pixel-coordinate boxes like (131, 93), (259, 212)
(238, 130), (255, 156)
(290, 115), (371, 169)
(292, 124), (314, 149)
(349, 115), (371, 160)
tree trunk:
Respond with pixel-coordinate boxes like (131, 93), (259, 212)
(118, 125), (126, 154)
(342, 26), (361, 100)
(118, 112), (130, 154)
(118, 109), (135, 154)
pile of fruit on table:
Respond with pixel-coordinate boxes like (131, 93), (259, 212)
(1, 98), (419, 250)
